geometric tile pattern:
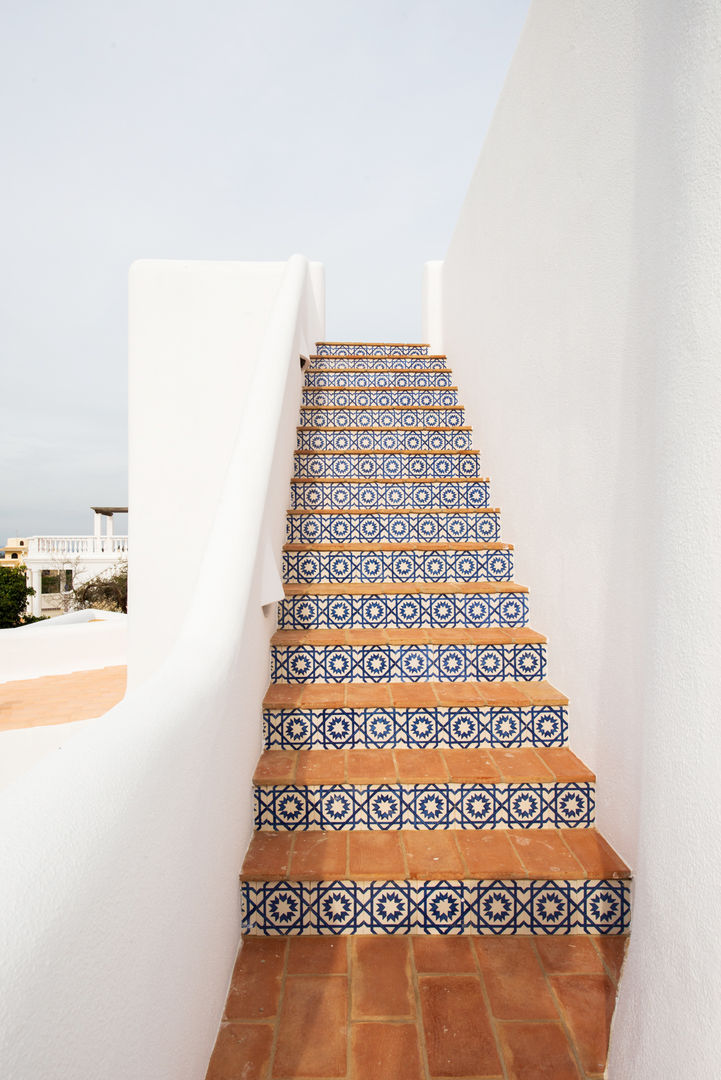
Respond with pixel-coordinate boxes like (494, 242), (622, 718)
(271, 640), (546, 683)
(276, 589), (529, 629)
(301, 388), (459, 408)
(304, 370), (454, 387)
(282, 546), (515, 584)
(293, 451), (482, 479)
(296, 429), (473, 452)
(240, 878), (631, 935)
(314, 343), (430, 357)
(253, 781), (594, 831)
(285, 510), (501, 544)
(308, 356), (447, 370)
(289, 480), (490, 511)
(299, 407), (465, 428)
(263, 705), (568, 749)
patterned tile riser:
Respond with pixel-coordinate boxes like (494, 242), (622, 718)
(286, 512), (500, 544)
(304, 371), (453, 388)
(300, 407), (465, 428)
(314, 344), (430, 357)
(263, 705), (568, 749)
(277, 591), (528, 630)
(283, 548), (514, 584)
(289, 480), (490, 512)
(240, 879), (631, 936)
(308, 358), (448, 371)
(296, 430), (473, 452)
(254, 782), (594, 831)
(302, 389), (459, 408)
(271, 642), (546, 683)
(293, 452), (482, 479)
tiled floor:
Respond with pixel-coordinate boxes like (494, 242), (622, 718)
(0, 665), (127, 731)
(206, 934), (626, 1080)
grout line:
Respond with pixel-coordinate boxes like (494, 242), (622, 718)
(469, 936), (510, 1080)
(409, 940), (432, 1080)
(345, 936), (352, 1079)
(265, 938), (290, 1080)
(530, 937), (588, 1080)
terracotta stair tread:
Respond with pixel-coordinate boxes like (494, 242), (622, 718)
(297, 425), (473, 432)
(300, 404), (462, 410)
(303, 383), (459, 391)
(283, 542), (513, 551)
(283, 581), (527, 596)
(290, 475), (489, 483)
(263, 679), (568, 709)
(286, 507), (500, 516)
(240, 827), (629, 882)
(271, 627), (546, 646)
(304, 366), (452, 373)
(253, 746), (594, 786)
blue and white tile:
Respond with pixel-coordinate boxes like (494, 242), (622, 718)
(282, 546), (514, 584)
(302, 388), (459, 409)
(296, 429), (473, 452)
(293, 451), (482, 479)
(304, 370), (453, 388)
(289, 479), (490, 512)
(314, 343), (430, 357)
(285, 510), (501, 544)
(277, 590), (528, 630)
(299, 407), (466, 429)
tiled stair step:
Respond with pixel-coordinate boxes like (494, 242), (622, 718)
(308, 356), (448, 371)
(289, 478), (490, 511)
(302, 387), (459, 407)
(277, 582), (529, 630)
(239, 828), (631, 935)
(293, 449), (482, 479)
(314, 343), (430, 357)
(304, 369), (453, 387)
(270, 627), (546, 684)
(263, 680), (568, 749)
(282, 542), (515, 583)
(299, 406), (465, 428)
(296, 427), (473, 452)
(252, 746), (595, 831)
(286, 508), (501, 544)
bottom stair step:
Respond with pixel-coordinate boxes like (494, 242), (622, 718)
(240, 828), (630, 936)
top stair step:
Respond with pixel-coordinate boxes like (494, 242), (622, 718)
(315, 342), (431, 357)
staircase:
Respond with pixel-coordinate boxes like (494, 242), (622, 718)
(240, 342), (630, 939)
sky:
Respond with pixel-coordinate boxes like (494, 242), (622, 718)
(0, 0), (530, 542)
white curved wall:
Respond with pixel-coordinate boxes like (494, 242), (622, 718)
(433, 1), (721, 1075)
(0, 256), (324, 1079)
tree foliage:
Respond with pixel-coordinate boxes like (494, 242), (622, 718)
(71, 563), (128, 613)
(0, 564), (35, 628)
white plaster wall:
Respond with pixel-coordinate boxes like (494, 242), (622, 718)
(0, 256), (324, 1079)
(434, 2), (721, 1075)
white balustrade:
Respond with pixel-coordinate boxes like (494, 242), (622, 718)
(26, 535), (129, 557)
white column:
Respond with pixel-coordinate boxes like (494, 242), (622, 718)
(105, 514), (114, 539)
(30, 569), (42, 618)
(93, 512), (102, 538)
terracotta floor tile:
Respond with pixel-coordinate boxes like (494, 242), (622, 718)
(242, 833), (294, 879)
(550, 974), (616, 1075)
(0, 665), (127, 731)
(345, 682), (393, 706)
(391, 682), (439, 707)
(272, 975), (347, 1077)
(206, 1022), (274, 1080)
(562, 830), (630, 879)
(456, 831), (526, 878)
(594, 935), (628, 983)
(348, 831), (406, 878)
(286, 937), (348, 975)
(412, 935), (477, 973)
(264, 685), (302, 708)
(497, 1021), (581, 1080)
(346, 749), (397, 783)
(477, 681), (532, 706)
(351, 937), (415, 1019)
(473, 937), (558, 1021)
(395, 748), (448, 782)
(535, 936), (606, 976)
(290, 833), (347, 879)
(351, 1023), (424, 1080)
(300, 684), (347, 708)
(510, 832), (584, 878)
(226, 939), (287, 1021)
(536, 747), (595, 782)
(525, 681), (568, 706)
(489, 748), (553, 782)
(254, 751), (297, 784)
(419, 975), (501, 1077)
(442, 748), (500, 782)
(434, 681), (483, 705)
(403, 831), (464, 878)
(294, 749), (346, 783)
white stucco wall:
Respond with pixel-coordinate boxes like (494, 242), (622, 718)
(0, 256), (324, 1079)
(432, 2), (721, 1075)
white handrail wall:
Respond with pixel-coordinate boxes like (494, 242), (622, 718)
(0, 255), (324, 1079)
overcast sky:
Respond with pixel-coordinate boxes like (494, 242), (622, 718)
(0, 0), (529, 542)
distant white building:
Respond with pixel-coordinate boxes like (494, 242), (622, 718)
(0, 507), (128, 618)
